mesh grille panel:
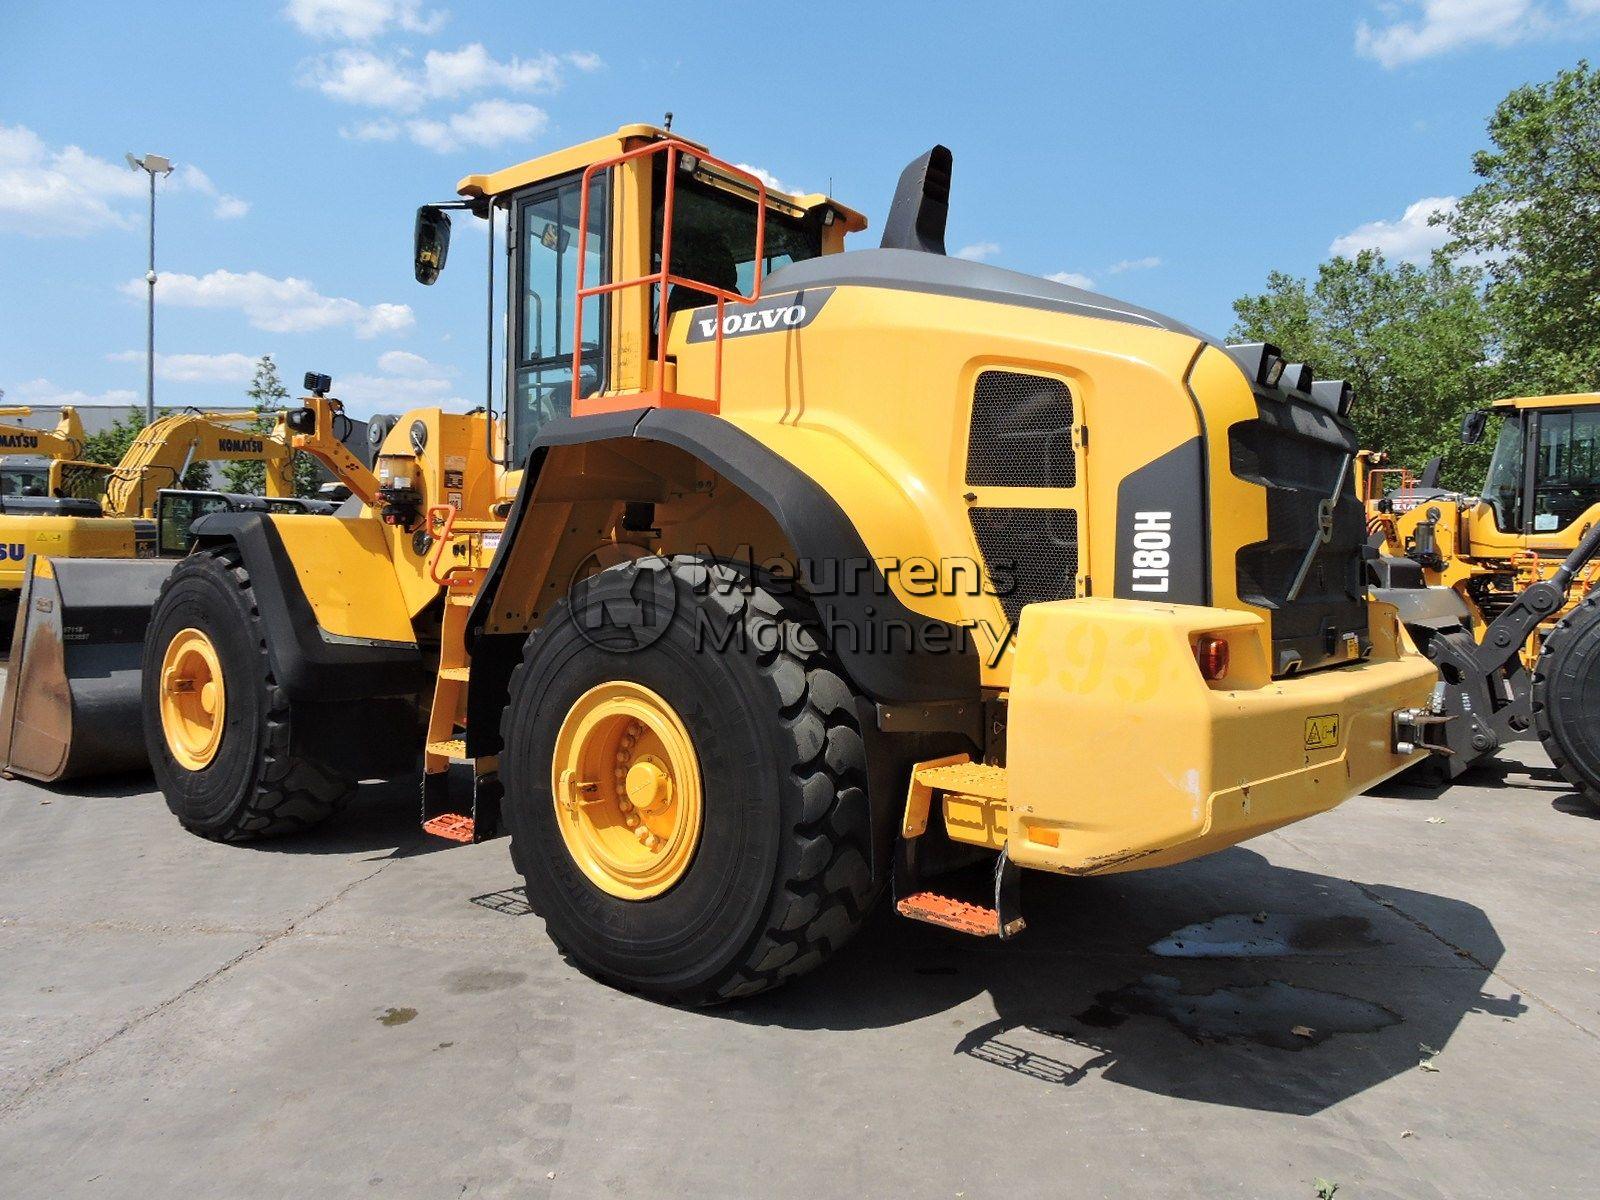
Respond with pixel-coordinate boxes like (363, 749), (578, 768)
(966, 371), (1076, 488)
(969, 507), (1079, 626)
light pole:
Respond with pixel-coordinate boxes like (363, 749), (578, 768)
(125, 153), (174, 425)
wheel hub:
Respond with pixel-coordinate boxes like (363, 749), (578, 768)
(550, 682), (702, 899)
(159, 627), (227, 771)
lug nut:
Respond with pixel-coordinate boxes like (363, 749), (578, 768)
(625, 815), (639, 828)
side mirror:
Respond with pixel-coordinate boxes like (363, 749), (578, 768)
(1460, 409), (1489, 445)
(414, 205), (452, 285)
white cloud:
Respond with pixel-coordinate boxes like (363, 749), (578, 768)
(7, 378), (139, 406)
(303, 43), (595, 113)
(376, 348), (449, 377)
(1046, 270), (1096, 289)
(303, 48), (426, 110)
(408, 100), (548, 153)
(1355, 0), (1599, 67)
(1329, 195), (1457, 262)
(732, 163), (796, 194)
(336, 374), (469, 415)
(955, 241), (1001, 262)
(284, 0), (447, 41)
(1107, 255), (1162, 274)
(106, 351), (260, 383)
(342, 119), (402, 142)
(177, 164), (249, 220)
(0, 123), (247, 236)
(126, 269), (414, 338)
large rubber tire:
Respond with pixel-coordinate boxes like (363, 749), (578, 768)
(142, 547), (357, 841)
(1532, 591), (1600, 813)
(500, 556), (874, 1004)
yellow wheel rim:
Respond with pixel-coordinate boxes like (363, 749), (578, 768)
(550, 681), (703, 900)
(159, 628), (227, 770)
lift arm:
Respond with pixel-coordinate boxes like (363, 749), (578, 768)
(0, 406), (85, 461)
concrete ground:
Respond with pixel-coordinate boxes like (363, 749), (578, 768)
(1, 741), (1597, 1200)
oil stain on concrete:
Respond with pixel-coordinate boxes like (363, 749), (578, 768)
(1076, 975), (1400, 1050)
(1148, 912), (1381, 958)
(378, 1007), (418, 1026)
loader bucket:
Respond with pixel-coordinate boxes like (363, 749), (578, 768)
(0, 557), (176, 782)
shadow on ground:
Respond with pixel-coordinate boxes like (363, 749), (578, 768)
(711, 846), (1521, 1116)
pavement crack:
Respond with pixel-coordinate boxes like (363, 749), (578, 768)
(1269, 829), (1600, 1045)
(0, 858), (398, 1118)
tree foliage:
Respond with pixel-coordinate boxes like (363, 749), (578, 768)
(223, 355), (321, 496)
(1232, 60), (1600, 493)
(1231, 251), (1503, 489)
(1447, 60), (1600, 395)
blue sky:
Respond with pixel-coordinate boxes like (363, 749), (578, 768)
(2, 0), (1597, 419)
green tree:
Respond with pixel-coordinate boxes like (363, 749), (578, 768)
(223, 354), (320, 496)
(1446, 60), (1600, 395)
(1231, 250), (1503, 490)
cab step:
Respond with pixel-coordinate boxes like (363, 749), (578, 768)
(897, 891), (1020, 937)
(426, 737), (468, 760)
(422, 813), (477, 843)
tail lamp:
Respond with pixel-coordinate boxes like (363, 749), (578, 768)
(1194, 634), (1230, 682)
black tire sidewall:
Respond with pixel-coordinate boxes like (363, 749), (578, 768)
(1534, 594), (1600, 810)
(143, 555), (269, 832)
(502, 566), (794, 997)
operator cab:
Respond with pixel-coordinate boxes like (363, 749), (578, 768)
(1472, 394), (1600, 535)
(419, 124), (865, 467)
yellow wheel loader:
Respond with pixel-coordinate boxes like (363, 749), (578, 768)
(38, 125), (1441, 1001)
(1364, 394), (1600, 809)
(0, 412), (318, 780)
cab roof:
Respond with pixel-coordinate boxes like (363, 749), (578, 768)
(1491, 392), (1600, 410)
(456, 122), (867, 232)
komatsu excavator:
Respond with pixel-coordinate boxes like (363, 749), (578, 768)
(0, 405), (86, 500)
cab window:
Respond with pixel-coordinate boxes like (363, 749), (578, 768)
(158, 494), (230, 555)
(512, 173), (607, 464)
(1481, 414), (1526, 533)
(650, 159), (821, 326)
(1532, 409), (1600, 531)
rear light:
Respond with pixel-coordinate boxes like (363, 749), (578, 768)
(1194, 634), (1230, 682)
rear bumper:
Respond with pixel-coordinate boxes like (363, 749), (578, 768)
(1004, 596), (1435, 875)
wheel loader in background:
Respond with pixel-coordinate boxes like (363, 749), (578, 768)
(0, 410), (326, 780)
(1364, 393), (1600, 808)
(19, 124), (1447, 1003)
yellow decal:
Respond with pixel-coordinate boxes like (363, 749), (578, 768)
(1304, 714), (1341, 750)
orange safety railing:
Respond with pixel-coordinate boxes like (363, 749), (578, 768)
(571, 138), (767, 415)
(1365, 466), (1417, 505)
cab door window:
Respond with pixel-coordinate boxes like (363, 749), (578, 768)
(513, 174), (606, 463)
(1531, 409), (1600, 531)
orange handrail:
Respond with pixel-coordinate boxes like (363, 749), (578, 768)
(571, 138), (768, 414)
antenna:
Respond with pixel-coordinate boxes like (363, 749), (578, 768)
(664, 111), (674, 131)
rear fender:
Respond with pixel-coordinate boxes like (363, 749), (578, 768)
(189, 511), (424, 701)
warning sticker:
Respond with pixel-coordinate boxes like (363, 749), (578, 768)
(443, 469), (464, 489)
(1304, 714), (1341, 750)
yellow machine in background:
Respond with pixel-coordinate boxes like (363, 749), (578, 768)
(12, 125), (1442, 1002)
(0, 410), (295, 606)
(0, 406), (86, 498)
(1364, 393), (1600, 808)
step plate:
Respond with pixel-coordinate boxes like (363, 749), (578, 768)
(423, 813), (476, 843)
(896, 891), (1003, 937)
